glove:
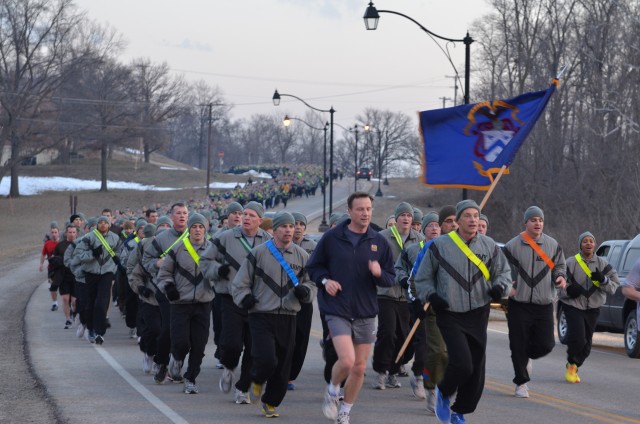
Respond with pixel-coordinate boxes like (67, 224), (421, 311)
(412, 299), (427, 320)
(566, 283), (582, 299)
(488, 286), (503, 302)
(165, 282), (180, 301)
(240, 294), (257, 310)
(428, 293), (449, 311)
(293, 285), (310, 301)
(591, 268), (605, 283)
(138, 286), (153, 298)
(218, 264), (231, 279)
(92, 245), (103, 258)
(399, 277), (409, 290)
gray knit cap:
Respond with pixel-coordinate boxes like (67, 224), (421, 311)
(421, 212), (439, 232)
(292, 212), (307, 226)
(579, 231), (595, 248)
(524, 206), (544, 222)
(50, 221), (59, 230)
(329, 213), (342, 227)
(156, 215), (172, 228)
(225, 202), (243, 215)
(97, 215), (110, 225)
(455, 200), (480, 220)
(188, 213), (208, 229)
(273, 211), (295, 229)
(438, 205), (456, 225)
(479, 214), (489, 225)
(86, 217), (98, 229)
(412, 208), (424, 224)
(143, 223), (156, 238)
(244, 201), (264, 218)
(395, 202), (414, 219)
(135, 218), (148, 232)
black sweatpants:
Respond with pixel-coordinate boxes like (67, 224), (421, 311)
(85, 272), (114, 336)
(219, 294), (252, 392)
(154, 290), (172, 366)
(74, 281), (88, 325)
(507, 299), (555, 385)
(289, 301), (313, 382)
(124, 280), (138, 329)
(139, 302), (161, 357)
(564, 303), (599, 367)
(372, 298), (410, 375)
(211, 294), (222, 359)
(437, 304), (490, 415)
(170, 302), (212, 383)
(250, 313), (296, 407)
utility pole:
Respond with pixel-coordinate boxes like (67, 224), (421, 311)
(445, 75), (459, 106)
(439, 96), (452, 108)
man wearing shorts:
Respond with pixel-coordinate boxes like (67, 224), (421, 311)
(307, 192), (395, 424)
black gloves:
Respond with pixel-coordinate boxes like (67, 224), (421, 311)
(399, 277), (410, 290)
(428, 293), (449, 311)
(165, 282), (180, 301)
(138, 286), (153, 298)
(294, 285), (310, 301)
(218, 264), (231, 279)
(488, 286), (503, 302)
(240, 294), (257, 310)
(566, 283), (582, 299)
(92, 245), (103, 258)
(412, 299), (427, 320)
(591, 268), (605, 283)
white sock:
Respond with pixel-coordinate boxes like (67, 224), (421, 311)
(328, 383), (341, 396)
(339, 402), (352, 415)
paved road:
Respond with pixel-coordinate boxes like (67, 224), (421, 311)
(5, 178), (640, 424)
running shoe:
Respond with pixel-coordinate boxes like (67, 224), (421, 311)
(51, 304), (58, 312)
(169, 356), (183, 382)
(426, 389), (436, 413)
(565, 363), (580, 383)
(386, 373), (402, 388)
(249, 382), (263, 404)
(219, 367), (234, 393)
(515, 384), (529, 398)
(373, 372), (386, 390)
(64, 320), (72, 329)
(322, 386), (340, 420)
(435, 386), (451, 423)
(336, 411), (350, 424)
(184, 379), (199, 394)
(398, 364), (409, 377)
(154, 364), (168, 384)
(234, 389), (250, 404)
(94, 335), (104, 345)
(76, 323), (85, 339)
(410, 375), (426, 399)
(451, 412), (466, 424)
(142, 354), (152, 374)
(261, 402), (279, 418)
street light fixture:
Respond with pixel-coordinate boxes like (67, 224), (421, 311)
(363, 1), (474, 199)
(282, 115), (330, 232)
(273, 90), (336, 217)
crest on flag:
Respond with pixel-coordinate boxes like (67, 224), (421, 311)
(419, 81), (558, 190)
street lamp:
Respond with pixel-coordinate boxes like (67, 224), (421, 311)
(334, 123), (365, 193)
(282, 115), (330, 232)
(273, 90), (336, 216)
(363, 1), (473, 199)
(364, 125), (384, 197)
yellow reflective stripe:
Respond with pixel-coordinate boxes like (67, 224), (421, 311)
(92, 229), (116, 257)
(574, 253), (600, 288)
(448, 231), (490, 281)
(160, 230), (188, 258)
(419, 240), (424, 249)
(390, 226), (404, 249)
(182, 237), (200, 266)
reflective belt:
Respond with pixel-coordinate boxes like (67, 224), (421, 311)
(390, 226), (404, 249)
(448, 231), (490, 281)
(265, 240), (299, 287)
(183, 237), (201, 266)
(239, 235), (253, 253)
(160, 230), (188, 258)
(92, 229), (116, 257)
(574, 253), (600, 288)
(134, 236), (139, 244)
(520, 231), (555, 270)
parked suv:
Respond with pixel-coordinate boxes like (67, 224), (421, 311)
(556, 235), (640, 358)
(356, 167), (372, 181)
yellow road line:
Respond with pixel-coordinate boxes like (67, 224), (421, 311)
(485, 379), (640, 424)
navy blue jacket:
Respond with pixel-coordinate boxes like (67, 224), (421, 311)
(307, 220), (395, 320)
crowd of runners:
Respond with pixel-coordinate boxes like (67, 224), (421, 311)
(38, 192), (640, 424)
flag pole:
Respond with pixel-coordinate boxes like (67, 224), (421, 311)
(395, 164), (508, 364)
(479, 165), (507, 210)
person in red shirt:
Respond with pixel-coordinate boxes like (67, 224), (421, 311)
(40, 223), (60, 311)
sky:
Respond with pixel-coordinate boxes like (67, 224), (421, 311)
(73, 0), (492, 128)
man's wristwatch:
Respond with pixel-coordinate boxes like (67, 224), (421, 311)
(321, 278), (329, 286)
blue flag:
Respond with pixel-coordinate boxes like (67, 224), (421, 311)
(419, 80), (558, 190)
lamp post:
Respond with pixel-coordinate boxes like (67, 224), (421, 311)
(364, 125), (384, 197)
(363, 1), (473, 199)
(273, 90), (336, 216)
(283, 115), (330, 232)
(334, 123), (364, 193)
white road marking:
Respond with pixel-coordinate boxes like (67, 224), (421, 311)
(94, 346), (189, 424)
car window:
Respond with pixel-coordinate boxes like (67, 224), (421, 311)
(609, 245), (622, 269)
(596, 245), (610, 257)
(621, 247), (640, 276)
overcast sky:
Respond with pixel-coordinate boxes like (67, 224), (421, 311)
(74, 0), (491, 127)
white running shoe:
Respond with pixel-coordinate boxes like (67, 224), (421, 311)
(142, 354), (153, 374)
(234, 388), (250, 404)
(219, 367), (234, 393)
(322, 387), (340, 420)
(410, 375), (426, 399)
(76, 324), (85, 338)
(515, 384), (530, 398)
